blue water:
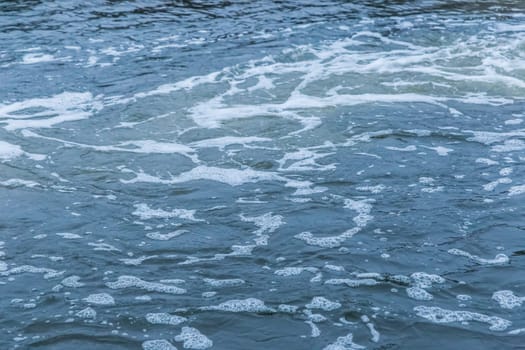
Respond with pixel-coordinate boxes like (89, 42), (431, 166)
(1, 1), (525, 349)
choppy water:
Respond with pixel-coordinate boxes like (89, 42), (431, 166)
(1, 1), (525, 349)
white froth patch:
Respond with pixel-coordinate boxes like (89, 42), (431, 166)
(324, 278), (379, 287)
(133, 204), (199, 221)
(508, 184), (525, 196)
(385, 145), (417, 152)
(146, 312), (187, 325)
(356, 185), (385, 194)
(200, 298), (275, 313)
(142, 339), (178, 350)
(76, 307), (97, 319)
(119, 255), (157, 265)
(295, 197), (373, 249)
(492, 290), (524, 309)
(406, 287), (434, 301)
(306, 296), (341, 311)
(21, 53), (56, 64)
(190, 136), (271, 150)
(0, 141), (45, 161)
(203, 278), (245, 287)
(61, 276), (84, 288)
(414, 306), (511, 331)
(483, 177), (512, 191)
(504, 118), (523, 125)
(56, 232), (82, 239)
(476, 158), (499, 166)
(448, 248), (509, 265)
(422, 145), (453, 156)
(274, 267), (318, 277)
(361, 315), (380, 343)
(0, 178), (40, 188)
(1, 265), (62, 279)
(122, 166), (323, 196)
(278, 147), (336, 172)
(0, 92), (102, 130)
(83, 293), (115, 306)
(146, 230), (187, 241)
(0, 141), (24, 160)
(295, 228), (359, 248)
(278, 304), (298, 313)
(410, 272), (445, 289)
(106, 276), (186, 294)
(323, 333), (365, 350)
(174, 327), (212, 349)
(492, 139), (525, 152)
(344, 198), (374, 227)
(240, 212), (284, 245)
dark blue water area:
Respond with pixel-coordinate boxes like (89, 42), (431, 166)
(1, 1), (525, 349)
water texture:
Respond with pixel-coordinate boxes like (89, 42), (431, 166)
(1, 1), (525, 349)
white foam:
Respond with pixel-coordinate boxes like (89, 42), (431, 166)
(356, 185), (385, 194)
(422, 145), (453, 156)
(323, 333), (365, 350)
(406, 287), (434, 301)
(83, 293), (115, 306)
(142, 339), (178, 350)
(306, 296), (341, 311)
(274, 267), (316, 277)
(56, 232), (82, 239)
(61, 276), (84, 288)
(0, 92), (102, 130)
(21, 53), (56, 64)
(278, 304), (298, 313)
(476, 158), (499, 166)
(106, 276), (186, 294)
(305, 320), (321, 337)
(119, 255), (157, 265)
(454, 295), (470, 303)
(203, 278), (245, 287)
(492, 290), (524, 309)
(295, 228), (359, 248)
(174, 327), (212, 349)
(76, 307), (96, 319)
(361, 315), (380, 343)
(200, 298), (275, 313)
(22, 131), (197, 161)
(324, 279), (379, 287)
(88, 242), (120, 252)
(492, 139), (525, 152)
(483, 177), (512, 191)
(410, 272), (445, 289)
(414, 305), (511, 331)
(294, 198), (373, 248)
(190, 136), (271, 150)
(0, 141), (45, 161)
(146, 313), (187, 325)
(509, 184), (525, 196)
(278, 147), (336, 172)
(344, 199), (374, 228)
(122, 165), (321, 196)
(1, 265), (62, 279)
(240, 212), (284, 245)
(385, 145), (417, 152)
(448, 249), (509, 265)
(504, 118), (523, 125)
(0, 179), (40, 188)
(146, 231), (187, 241)
(132, 204), (199, 221)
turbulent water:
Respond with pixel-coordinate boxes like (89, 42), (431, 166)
(1, 1), (525, 349)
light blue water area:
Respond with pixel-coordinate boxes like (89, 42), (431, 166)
(1, 1), (525, 349)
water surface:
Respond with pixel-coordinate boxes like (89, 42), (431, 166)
(1, 1), (525, 349)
